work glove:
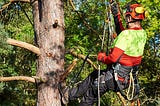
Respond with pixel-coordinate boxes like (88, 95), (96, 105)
(110, 0), (120, 16)
(97, 52), (107, 63)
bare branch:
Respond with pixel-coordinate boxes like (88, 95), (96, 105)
(0, 59), (77, 83)
(68, 49), (97, 70)
(116, 92), (127, 106)
(60, 58), (78, 81)
(69, 0), (76, 10)
(0, 76), (35, 83)
(7, 38), (40, 55)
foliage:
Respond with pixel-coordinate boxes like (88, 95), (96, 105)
(0, 0), (159, 105)
(138, 0), (160, 105)
(0, 1), (36, 105)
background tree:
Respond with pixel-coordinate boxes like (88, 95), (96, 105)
(31, 0), (65, 105)
(0, 0), (65, 105)
(0, 0), (159, 106)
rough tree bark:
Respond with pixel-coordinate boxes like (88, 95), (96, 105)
(31, 0), (65, 105)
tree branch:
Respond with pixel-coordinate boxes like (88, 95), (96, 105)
(116, 92), (127, 106)
(0, 59), (77, 83)
(60, 58), (78, 81)
(60, 49), (98, 81)
(69, 0), (76, 10)
(0, 76), (35, 83)
(68, 49), (97, 70)
(7, 38), (40, 55)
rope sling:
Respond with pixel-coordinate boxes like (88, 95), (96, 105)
(127, 69), (135, 101)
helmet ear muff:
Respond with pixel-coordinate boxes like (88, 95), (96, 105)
(135, 6), (149, 18)
(144, 10), (149, 18)
(135, 7), (144, 14)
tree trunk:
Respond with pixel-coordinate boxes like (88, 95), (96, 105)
(31, 0), (65, 105)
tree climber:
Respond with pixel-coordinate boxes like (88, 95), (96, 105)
(62, 0), (147, 106)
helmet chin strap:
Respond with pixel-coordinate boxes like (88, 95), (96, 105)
(126, 20), (137, 24)
(126, 21), (141, 29)
(125, 15), (140, 25)
(126, 16), (136, 25)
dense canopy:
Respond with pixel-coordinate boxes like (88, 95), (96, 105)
(0, 0), (159, 105)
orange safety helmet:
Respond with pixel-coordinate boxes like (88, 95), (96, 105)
(125, 4), (146, 20)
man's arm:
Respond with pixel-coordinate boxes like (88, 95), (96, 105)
(98, 47), (124, 64)
(110, 0), (124, 35)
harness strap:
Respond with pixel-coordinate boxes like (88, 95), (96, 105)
(113, 63), (138, 101)
(114, 66), (128, 99)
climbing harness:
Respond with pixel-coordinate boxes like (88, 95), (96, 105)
(113, 63), (140, 101)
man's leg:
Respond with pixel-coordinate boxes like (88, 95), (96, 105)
(78, 87), (99, 106)
(78, 69), (117, 106)
(69, 70), (98, 101)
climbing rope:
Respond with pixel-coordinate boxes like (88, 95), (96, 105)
(97, 64), (101, 106)
(97, 1), (113, 105)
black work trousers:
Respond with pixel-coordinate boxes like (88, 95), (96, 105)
(68, 66), (118, 106)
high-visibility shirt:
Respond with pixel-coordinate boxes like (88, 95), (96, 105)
(103, 27), (147, 66)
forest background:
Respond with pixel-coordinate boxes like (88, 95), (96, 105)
(0, 0), (159, 106)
